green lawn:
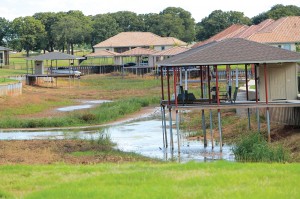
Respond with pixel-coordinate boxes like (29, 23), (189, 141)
(0, 161), (299, 199)
(0, 68), (28, 77)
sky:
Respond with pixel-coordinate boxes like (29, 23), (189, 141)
(0, 0), (299, 22)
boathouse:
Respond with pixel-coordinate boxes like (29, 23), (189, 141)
(157, 38), (300, 151)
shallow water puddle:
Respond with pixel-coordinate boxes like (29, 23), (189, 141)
(0, 116), (234, 162)
(57, 100), (112, 112)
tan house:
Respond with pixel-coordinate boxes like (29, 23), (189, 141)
(93, 32), (187, 53)
(193, 16), (300, 52)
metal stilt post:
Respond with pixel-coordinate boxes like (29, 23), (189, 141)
(218, 110), (222, 152)
(210, 110), (214, 149)
(169, 108), (174, 151)
(161, 106), (166, 148)
(267, 108), (271, 142)
(176, 110), (180, 153)
(202, 110), (207, 147)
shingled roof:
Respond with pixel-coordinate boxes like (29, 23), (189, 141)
(27, 52), (85, 60)
(158, 38), (300, 66)
(93, 32), (187, 48)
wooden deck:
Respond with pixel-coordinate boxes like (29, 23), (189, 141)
(161, 100), (300, 110)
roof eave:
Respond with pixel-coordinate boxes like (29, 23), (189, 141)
(158, 60), (300, 67)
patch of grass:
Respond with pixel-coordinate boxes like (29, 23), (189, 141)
(232, 132), (290, 162)
(0, 97), (159, 128)
(0, 161), (299, 198)
(0, 78), (17, 84)
(0, 68), (27, 77)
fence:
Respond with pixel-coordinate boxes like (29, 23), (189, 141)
(0, 82), (22, 96)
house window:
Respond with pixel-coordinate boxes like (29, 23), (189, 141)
(282, 44), (291, 51)
(161, 46), (165, 51)
(0, 53), (3, 64)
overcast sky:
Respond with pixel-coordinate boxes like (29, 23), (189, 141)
(0, 0), (298, 22)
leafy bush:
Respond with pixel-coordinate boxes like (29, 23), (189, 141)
(232, 132), (289, 162)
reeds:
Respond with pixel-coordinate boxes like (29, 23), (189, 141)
(232, 132), (290, 162)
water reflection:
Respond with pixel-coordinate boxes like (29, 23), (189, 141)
(0, 117), (234, 162)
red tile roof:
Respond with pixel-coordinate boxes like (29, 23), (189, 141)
(192, 24), (247, 48)
(249, 16), (300, 43)
(153, 46), (189, 56)
(193, 16), (300, 48)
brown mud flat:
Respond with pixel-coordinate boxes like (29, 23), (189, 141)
(0, 139), (153, 165)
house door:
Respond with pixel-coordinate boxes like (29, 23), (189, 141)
(269, 67), (286, 100)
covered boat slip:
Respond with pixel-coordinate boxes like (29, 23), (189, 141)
(26, 52), (85, 86)
(157, 38), (300, 152)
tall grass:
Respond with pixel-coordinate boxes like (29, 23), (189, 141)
(232, 132), (290, 162)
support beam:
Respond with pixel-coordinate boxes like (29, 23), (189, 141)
(160, 66), (167, 148)
(254, 64), (260, 132)
(264, 63), (271, 142)
(167, 68), (174, 151)
(245, 64), (251, 130)
(215, 65), (223, 152)
(200, 66), (207, 147)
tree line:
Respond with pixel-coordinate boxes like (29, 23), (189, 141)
(0, 4), (299, 56)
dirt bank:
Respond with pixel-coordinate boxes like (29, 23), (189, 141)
(0, 139), (153, 165)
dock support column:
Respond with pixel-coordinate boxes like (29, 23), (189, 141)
(254, 64), (260, 132)
(173, 67), (180, 153)
(200, 66), (207, 147)
(160, 66), (168, 148)
(218, 110), (222, 152)
(209, 110), (214, 149)
(215, 65), (223, 152)
(245, 64), (251, 130)
(264, 63), (271, 142)
(176, 110), (180, 153)
(166, 67), (174, 151)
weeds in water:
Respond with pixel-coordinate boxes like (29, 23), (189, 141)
(232, 132), (290, 162)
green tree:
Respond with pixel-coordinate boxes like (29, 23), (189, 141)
(33, 12), (60, 52)
(51, 11), (92, 54)
(110, 11), (144, 32)
(252, 4), (300, 24)
(11, 16), (46, 56)
(196, 10), (251, 41)
(91, 14), (119, 48)
(160, 7), (195, 42)
(157, 14), (184, 39)
(0, 17), (11, 46)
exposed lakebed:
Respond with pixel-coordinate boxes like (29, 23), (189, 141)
(0, 101), (234, 162)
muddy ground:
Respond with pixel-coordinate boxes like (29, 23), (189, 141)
(0, 140), (153, 165)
